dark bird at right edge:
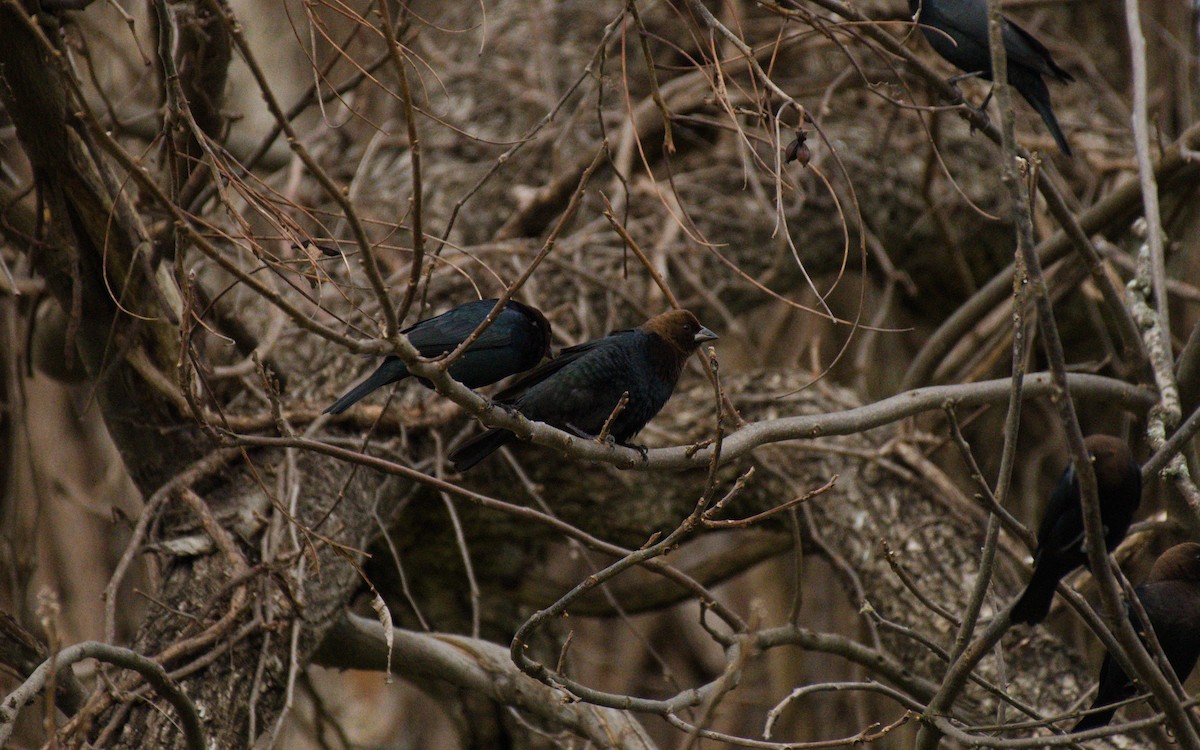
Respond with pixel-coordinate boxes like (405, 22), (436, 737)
(908, 0), (1075, 155)
(449, 310), (718, 472)
(1072, 542), (1200, 732)
(324, 299), (551, 415)
(1010, 435), (1142, 626)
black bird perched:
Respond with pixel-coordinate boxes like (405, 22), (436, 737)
(1073, 542), (1200, 732)
(324, 299), (551, 415)
(449, 309), (718, 471)
(908, 0), (1075, 155)
(1010, 435), (1142, 625)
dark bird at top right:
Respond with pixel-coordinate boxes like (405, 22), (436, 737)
(1072, 542), (1200, 732)
(1010, 435), (1142, 626)
(908, 0), (1075, 156)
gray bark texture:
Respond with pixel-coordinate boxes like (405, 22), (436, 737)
(0, 0), (1198, 748)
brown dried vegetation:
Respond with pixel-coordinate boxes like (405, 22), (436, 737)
(1, 0), (1199, 748)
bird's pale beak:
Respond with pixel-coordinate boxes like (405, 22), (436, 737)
(694, 327), (719, 344)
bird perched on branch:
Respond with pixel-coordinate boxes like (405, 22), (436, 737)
(1072, 542), (1200, 732)
(449, 309), (718, 471)
(1010, 435), (1141, 625)
(908, 0), (1075, 155)
(324, 299), (551, 415)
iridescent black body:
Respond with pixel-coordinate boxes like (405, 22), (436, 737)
(324, 299), (550, 415)
(1011, 435), (1141, 625)
(449, 310), (717, 471)
(909, 0), (1074, 155)
(1073, 543), (1200, 731)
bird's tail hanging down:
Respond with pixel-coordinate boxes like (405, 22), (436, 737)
(324, 361), (408, 415)
(1071, 703), (1119, 734)
(1009, 566), (1060, 625)
(449, 428), (514, 472)
(1030, 94), (1072, 157)
(1015, 72), (1072, 156)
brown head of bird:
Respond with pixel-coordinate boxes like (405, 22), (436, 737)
(641, 309), (718, 355)
(1147, 542), (1200, 584)
(1085, 434), (1136, 488)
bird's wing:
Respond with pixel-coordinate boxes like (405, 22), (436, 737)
(926, 1), (1041, 68)
(1003, 18), (1073, 80)
(926, 0), (987, 41)
(1002, 17), (1050, 62)
(490, 337), (613, 402)
(1126, 584), (1200, 680)
(404, 300), (517, 355)
(1035, 461), (1081, 556)
(931, 3), (1069, 81)
(1136, 583), (1200, 650)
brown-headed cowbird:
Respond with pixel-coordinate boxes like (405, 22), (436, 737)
(448, 309), (717, 471)
(908, 0), (1075, 155)
(1010, 435), (1142, 625)
(1073, 542), (1200, 732)
(324, 299), (550, 415)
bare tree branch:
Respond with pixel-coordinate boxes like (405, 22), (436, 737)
(314, 613), (659, 750)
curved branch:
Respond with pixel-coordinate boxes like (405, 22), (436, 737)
(429, 371), (1153, 471)
(756, 625), (939, 704)
(313, 613), (659, 750)
(0, 612), (87, 716)
(0, 642), (204, 750)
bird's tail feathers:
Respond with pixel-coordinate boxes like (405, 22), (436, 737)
(449, 429), (513, 472)
(1018, 76), (1072, 156)
(1047, 59), (1074, 84)
(1071, 704), (1118, 733)
(1010, 567), (1060, 626)
(1031, 95), (1072, 156)
(324, 364), (408, 415)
